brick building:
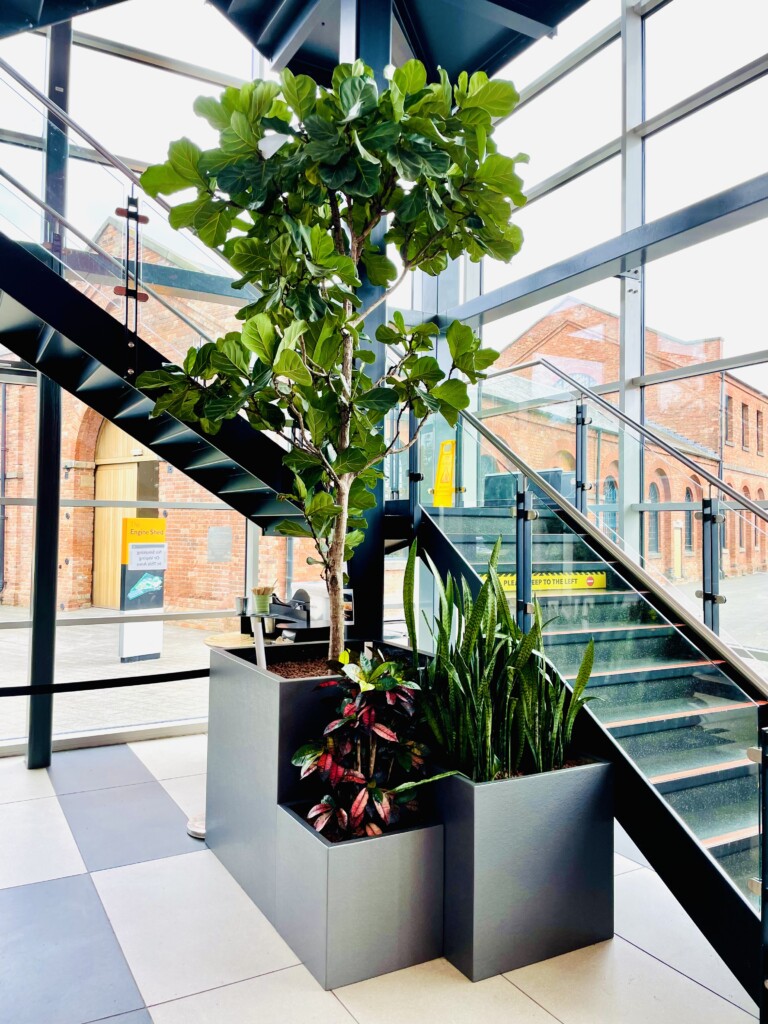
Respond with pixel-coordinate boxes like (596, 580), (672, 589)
(484, 298), (768, 582)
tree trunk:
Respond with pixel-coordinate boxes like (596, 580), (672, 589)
(327, 476), (350, 661)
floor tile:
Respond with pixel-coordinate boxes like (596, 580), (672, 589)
(0, 755), (55, 804)
(47, 744), (155, 795)
(160, 773), (206, 820)
(149, 965), (354, 1023)
(87, 1012), (152, 1024)
(506, 937), (756, 1024)
(615, 867), (757, 1015)
(130, 735), (207, 781)
(614, 852), (643, 876)
(93, 850), (299, 1005)
(58, 781), (201, 871)
(0, 874), (144, 1024)
(0, 796), (85, 889)
(614, 820), (650, 867)
(335, 958), (559, 1024)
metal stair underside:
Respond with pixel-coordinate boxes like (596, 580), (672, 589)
(0, 232), (299, 526)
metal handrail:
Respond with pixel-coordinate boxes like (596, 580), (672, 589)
(486, 355), (768, 528)
(459, 404), (768, 702)
(0, 165), (217, 348)
(0, 56), (235, 275)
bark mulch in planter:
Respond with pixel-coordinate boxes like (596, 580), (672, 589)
(268, 655), (337, 679)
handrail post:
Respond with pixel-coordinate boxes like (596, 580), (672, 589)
(516, 486), (534, 633)
(760, 724), (768, 1023)
(575, 402), (591, 515)
(697, 497), (725, 634)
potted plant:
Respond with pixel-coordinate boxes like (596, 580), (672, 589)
(276, 650), (453, 988)
(137, 58), (525, 665)
(404, 540), (614, 982)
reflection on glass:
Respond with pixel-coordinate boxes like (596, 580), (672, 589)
(644, 0), (768, 118)
(52, 678), (209, 738)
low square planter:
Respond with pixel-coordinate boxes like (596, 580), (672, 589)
(437, 760), (613, 981)
(206, 643), (343, 926)
(276, 804), (444, 990)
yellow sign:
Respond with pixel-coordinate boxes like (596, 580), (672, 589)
(433, 440), (456, 507)
(495, 571), (607, 594)
(120, 517), (166, 565)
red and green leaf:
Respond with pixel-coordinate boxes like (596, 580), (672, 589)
(372, 723), (398, 743)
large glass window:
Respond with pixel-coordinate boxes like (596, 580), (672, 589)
(482, 157), (621, 292)
(648, 483), (661, 554)
(684, 487), (694, 551)
(645, 77), (768, 221)
(644, 0), (768, 118)
(496, 42), (621, 187)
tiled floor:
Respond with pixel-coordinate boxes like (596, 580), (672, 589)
(0, 736), (759, 1024)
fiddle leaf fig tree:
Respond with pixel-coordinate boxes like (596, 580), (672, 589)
(139, 58), (526, 660)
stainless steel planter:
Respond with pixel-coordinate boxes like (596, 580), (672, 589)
(205, 644), (341, 926)
(437, 761), (613, 981)
(276, 805), (444, 989)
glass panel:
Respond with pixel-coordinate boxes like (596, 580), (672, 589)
(645, 77), (768, 221)
(0, 628), (32, 743)
(52, 678), (208, 739)
(383, 549), (407, 644)
(482, 157), (621, 290)
(644, 219), (768, 364)
(497, 41), (621, 187)
(644, 0), (768, 118)
(0, 33), (47, 136)
(499, 0), (619, 91)
(0, 381), (37, 627)
(72, 0), (256, 81)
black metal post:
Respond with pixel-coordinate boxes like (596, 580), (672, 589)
(342, 0), (392, 644)
(408, 409), (423, 535)
(575, 402), (590, 515)
(760, 725), (768, 1023)
(516, 488), (534, 633)
(27, 22), (71, 768)
(698, 496), (725, 634)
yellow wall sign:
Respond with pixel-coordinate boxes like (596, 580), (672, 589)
(495, 571), (607, 594)
(120, 517), (166, 565)
(433, 440), (456, 507)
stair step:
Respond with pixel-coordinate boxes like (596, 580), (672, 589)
(660, 765), (758, 844)
(547, 623), (697, 676)
(604, 701), (757, 730)
(712, 844), (760, 909)
(537, 590), (659, 628)
(452, 534), (597, 563)
(614, 706), (757, 780)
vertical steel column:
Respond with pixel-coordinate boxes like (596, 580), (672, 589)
(342, 0), (392, 643)
(575, 403), (591, 516)
(28, 22), (71, 768)
(697, 497), (725, 634)
(618, 1), (644, 556)
(516, 488), (534, 633)
(408, 410), (423, 534)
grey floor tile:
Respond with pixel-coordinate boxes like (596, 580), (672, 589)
(47, 745), (155, 796)
(87, 1013), (153, 1023)
(614, 819), (650, 867)
(59, 781), (202, 871)
(0, 874), (144, 1024)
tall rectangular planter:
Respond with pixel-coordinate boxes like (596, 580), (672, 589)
(276, 805), (444, 989)
(205, 644), (341, 926)
(438, 760), (613, 981)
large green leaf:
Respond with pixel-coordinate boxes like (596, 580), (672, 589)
(167, 138), (205, 187)
(241, 314), (276, 363)
(140, 162), (190, 197)
(273, 349), (312, 386)
(462, 79), (519, 118)
(393, 59), (427, 96)
(193, 96), (230, 130)
(281, 68), (316, 121)
(361, 249), (397, 286)
(339, 76), (378, 121)
(193, 200), (233, 247)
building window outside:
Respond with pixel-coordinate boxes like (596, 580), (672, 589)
(648, 483), (660, 555)
(758, 410), (764, 455)
(684, 487), (694, 551)
(742, 402), (750, 449)
(725, 395), (734, 442)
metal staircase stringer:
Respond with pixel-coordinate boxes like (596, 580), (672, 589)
(0, 230), (298, 522)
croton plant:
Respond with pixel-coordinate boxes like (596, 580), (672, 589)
(292, 650), (451, 840)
